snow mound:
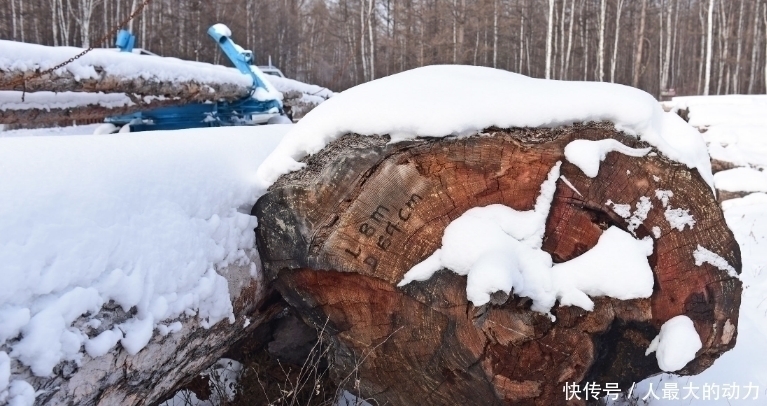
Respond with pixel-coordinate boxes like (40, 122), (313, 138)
(714, 167), (767, 193)
(645, 315), (702, 372)
(0, 91), (140, 111)
(564, 139), (651, 178)
(0, 125), (289, 386)
(399, 163), (654, 315)
(258, 65), (713, 191)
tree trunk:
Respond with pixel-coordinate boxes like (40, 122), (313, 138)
(661, 0), (674, 92)
(597, 0), (606, 82)
(0, 93), (185, 125)
(0, 71), (251, 103)
(610, 0), (624, 83)
(716, 0), (729, 95)
(255, 125), (742, 406)
(546, 0), (554, 79)
(19, 258), (283, 406)
(705, 0), (714, 95)
(564, 0), (575, 80)
(733, 0), (745, 93)
(559, 0), (567, 79)
(633, 0), (647, 88)
(493, 0), (498, 68)
(11, 0), (18, 40)
(748, 0), (761, 94)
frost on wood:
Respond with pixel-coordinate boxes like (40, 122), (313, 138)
(255, 124), (742, 406)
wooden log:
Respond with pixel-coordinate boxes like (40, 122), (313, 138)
(254, 123), (742, 406)
(0, 94), (184, 125)
(0, 70), (250, 103)
(15, 258), (284, 406)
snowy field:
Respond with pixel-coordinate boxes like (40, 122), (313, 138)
(0, 67), (766, 405)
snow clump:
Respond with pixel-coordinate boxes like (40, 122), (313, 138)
(564, 138), (650, 178)
(257, 65), (713, 192)
(645, 315), (702, 372)
(399, 163), (655, 315)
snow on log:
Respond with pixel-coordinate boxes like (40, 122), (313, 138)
(0, 127), (292, 405)
(265, 75), (333, 120)
(0, 41), (251, 102)
(253, 66), (742, 405)
(0, 91), (183, 125)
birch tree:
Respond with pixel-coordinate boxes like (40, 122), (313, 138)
(749, 0), (762, 94)
(661, 0), (674, 92)
(704, 0), (714, 95)
(733, 0), (745, 93)
(610, 0), (624, 83)
(597, 0), (606, 81)
(546, 0), (554, 79)
(67, 0), (100, 48)
(564, 0), (575, 80)
(633, 0), (648, 88)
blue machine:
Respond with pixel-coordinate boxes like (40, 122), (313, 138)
(115, 30), (135, 53)
(102, 24), (288, 133)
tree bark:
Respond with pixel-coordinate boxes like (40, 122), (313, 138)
(597, 0), (606, 82)
(748, 0), (761, 94)
(610, 0), (624, 83)
(0, 71), (251, 103)
(633, 0), (647, 88)
(733, 0), (745, 93)
(255, 125), (742, 406)
(0, 94), (184, 125)
(17, 258), (283, 406)
(705, 0), (714, 95)
(546, 0), (555, 79)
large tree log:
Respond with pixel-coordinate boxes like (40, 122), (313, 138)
(0, 92), (185, 125)
(255, 123), (742, 405)
(14, 257), (284, 406)
(0, 70), (250, 103)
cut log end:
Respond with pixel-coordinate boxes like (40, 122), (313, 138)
(255, 123), (742, 406)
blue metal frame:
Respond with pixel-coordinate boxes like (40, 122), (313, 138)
(105, 24), (285, 132)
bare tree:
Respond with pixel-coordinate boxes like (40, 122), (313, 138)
(733, 0), (745, 93)
(661, 0), (674, 92)
(704, 0), (714, 95)
(610, 0), (624, 83)
(749, 0), (762, 94)
(633, 0), (648, 88)
(597, 0), (606, 81)
(546, 0), (554, 79)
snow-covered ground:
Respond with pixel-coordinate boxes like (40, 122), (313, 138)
(668, 95), (767, 194)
